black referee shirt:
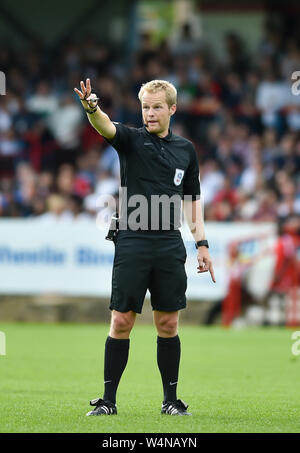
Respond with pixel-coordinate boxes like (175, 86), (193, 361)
(107, 123), (201, 231)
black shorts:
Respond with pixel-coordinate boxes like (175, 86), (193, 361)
(109, 230), (187, 314)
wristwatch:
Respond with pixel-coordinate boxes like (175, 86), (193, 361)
(195, 240), (209, 249)
(84, 106), (98, 114)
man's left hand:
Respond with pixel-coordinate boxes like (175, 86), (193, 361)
(197, 248), (216, 283)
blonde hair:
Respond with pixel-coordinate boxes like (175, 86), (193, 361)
(138, 80), (177, 107)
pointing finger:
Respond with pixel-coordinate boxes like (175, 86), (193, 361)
(86, 78), (91, 95)
(209, 265), (216, 283)
(74, 88), (83, 99)
(80, 80), (86, 97)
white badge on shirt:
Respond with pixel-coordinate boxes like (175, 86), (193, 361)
(174, 168), (185, 186)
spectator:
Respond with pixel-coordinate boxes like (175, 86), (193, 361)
(56, 164), (75, 196)
(239, 155), (264, 194)
(256, 71), (285, 131)
(222, 32), (250, 76)
(170, 23), (203, 58)
(48, 94), (83, 150)
(200, 160), (225, 205)
(66, 194), (92, 223)
(37, 193), (72, 223)
(26, 81), (58, 117)
(0, 24), (299, 224)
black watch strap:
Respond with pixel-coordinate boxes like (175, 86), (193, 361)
(195, 240), (209, 249)
(84, 107), (98, 114)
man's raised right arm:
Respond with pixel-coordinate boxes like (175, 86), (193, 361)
(74, 78), (116, 140)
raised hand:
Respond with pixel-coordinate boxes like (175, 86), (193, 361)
(74, 78), (98, 109)
(74, 78), (91, 100)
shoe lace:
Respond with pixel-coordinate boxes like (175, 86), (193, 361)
(90, 397), (115, 409)
(173, 399), (188, 411)
(164, 399), (188, 413)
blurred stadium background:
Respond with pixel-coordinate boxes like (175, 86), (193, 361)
(0, 0), (299, 327)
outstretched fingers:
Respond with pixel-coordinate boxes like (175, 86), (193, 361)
(74, 87), (84, 99)
(86, 78), (91, 95)
(74, 79), (92, 100)
(80, 80), (87, 97)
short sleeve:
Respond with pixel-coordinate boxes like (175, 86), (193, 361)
(182, 144), (201, 200)
(105, 122), (135, 154)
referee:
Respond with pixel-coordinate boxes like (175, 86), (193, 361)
(74, 78), (215, 416)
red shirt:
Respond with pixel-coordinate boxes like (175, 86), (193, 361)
(270, 232), (300, 292)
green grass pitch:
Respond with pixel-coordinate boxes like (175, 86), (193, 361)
(0, 322), (299, 433)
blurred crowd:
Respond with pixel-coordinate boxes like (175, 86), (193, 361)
(0, 20), (300, 224)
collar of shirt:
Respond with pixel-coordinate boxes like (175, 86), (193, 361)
(143, 125), (173, 142)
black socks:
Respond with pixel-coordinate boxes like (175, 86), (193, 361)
(103, 336), (130, 404)
(102, 335), (181, 405)
(157, 335), (181, 403)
